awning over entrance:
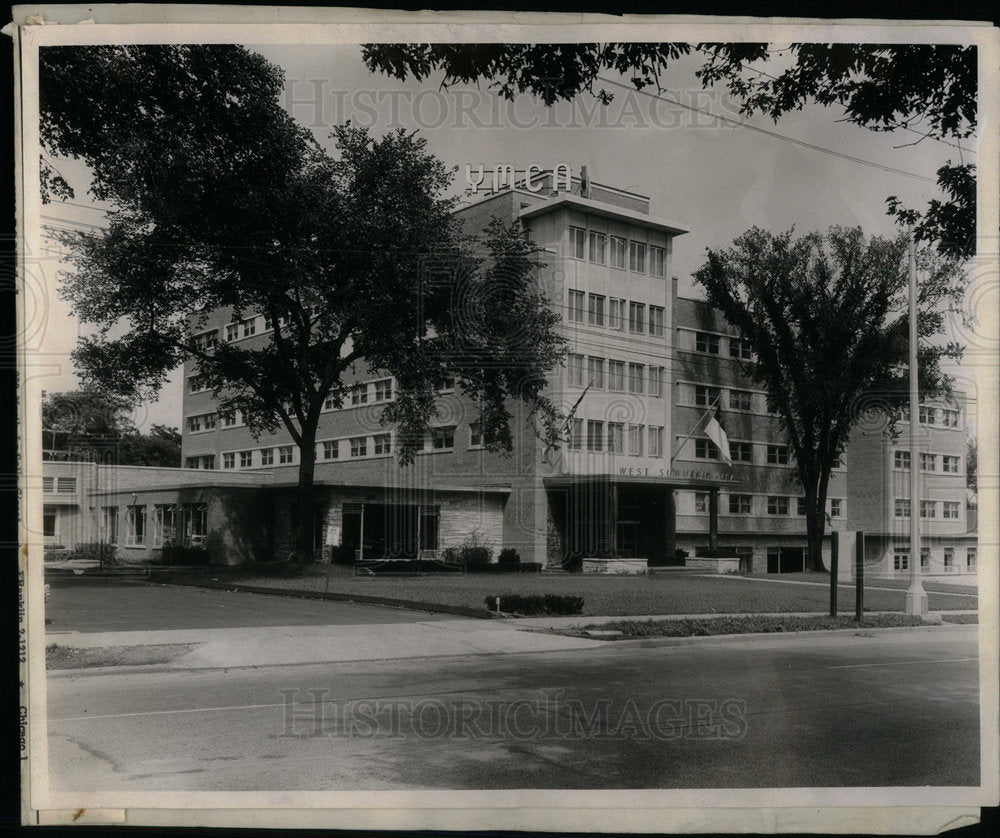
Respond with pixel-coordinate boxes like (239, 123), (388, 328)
(543, 472), (740, 561)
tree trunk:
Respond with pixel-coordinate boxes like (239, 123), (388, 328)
(804, 472), (830, 573)
(291, 426), (317, 562)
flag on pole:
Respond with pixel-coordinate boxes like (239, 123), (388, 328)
(705, 406), (732, 466)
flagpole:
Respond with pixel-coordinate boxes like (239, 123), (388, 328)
(670, 391), (723, 465)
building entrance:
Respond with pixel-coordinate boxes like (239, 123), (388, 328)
(341, 502), (440, 560)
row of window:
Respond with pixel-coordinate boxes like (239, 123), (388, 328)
(566, 355), (665, 396)
(566, 420), (665, 457)
(692, 493), (845, 518)
(690, 438), (793, 465)
(691, 330), (754, 361)
(105, 503), (208, 548)
(893, 546), (976, 571)
(893, 499), (963, 519)
(42, 476), (76, 493)
(892, 451), (962, 473)
(899, 405), (962, 428)
(569, 227), (667, 276)
(566, 291), (666, 336)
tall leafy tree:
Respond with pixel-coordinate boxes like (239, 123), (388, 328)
(362, 42), (977, 258)
(43, 45), (565, 560)
(693, 226), (966, 572)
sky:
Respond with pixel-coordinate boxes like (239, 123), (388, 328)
(38, 42), (980, 433)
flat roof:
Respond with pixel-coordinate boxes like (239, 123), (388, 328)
(519, 194), (690, 236)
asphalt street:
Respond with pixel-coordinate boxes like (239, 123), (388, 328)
(46, 625), (980, 791)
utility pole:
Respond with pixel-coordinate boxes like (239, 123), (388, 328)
(905, 230), (928, 616)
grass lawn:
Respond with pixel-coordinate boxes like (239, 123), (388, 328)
(170, 564), (978, 617)
(575, 613), (928, 639)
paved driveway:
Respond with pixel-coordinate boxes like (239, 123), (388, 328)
(45, 577), (456, 633)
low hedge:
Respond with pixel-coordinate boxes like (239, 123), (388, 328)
(485, 593), (584, 616)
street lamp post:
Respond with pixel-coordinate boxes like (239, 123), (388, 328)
(906, 231), (928, 616)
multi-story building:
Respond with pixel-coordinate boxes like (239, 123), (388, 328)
(41, 171), (977, 577)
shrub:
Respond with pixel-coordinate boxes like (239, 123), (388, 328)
(161, 544), (210, 565)
(459, 531), (494, 571)
(497, 548), (521, 571)
(69, 542), (117, 563)
(329, 544), (355, 565)
(440, 546), (461, 565)
(485, 593), (584, 616)
(562, 555), (583, 573)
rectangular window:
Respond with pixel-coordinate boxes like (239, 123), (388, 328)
(42, 477), (53, 493)
(569, 418), (584, 450)
(187, 416), (203, 432)
(152, 505), (177, 549)
(920, 500), (936, 519)
(125, 505), (146, 546)
(323, 394), (337, 411)
(830, 499), (843, 518)
(628, 363), (645, 394)
(202, 455), (215, 470)
(648, 306), (665, 337)
(610, 236), (627, 269)
(729, 389), (752, 412)
(729, 494), (752, 514)
(587, 356), (605, 389)
(570, 226), (586, 259)
(968, 548), (977, 570)
(921, 549), (930, 569)
(893, 547), (909, 571)
(586, 420), (604, 452)
(608, 422), (624, 454)
(239, 450), (253, 468)
(629, 240), (646, 273)
(628, 302), (645, 334)
(944, 548), (955, 570)
(695, 385), (721, 407)
(419, 505), (440, 551)
(695, 439), (717, 460)
(57, 477), (76, 493)
(942, 408), (960, 427)
(648, 426), (663, 458)
(223, 412), (239, 427)
(188, 376), (207, 393)
(919, 405), (937, 425)
(43, 510), (57, 538)
(608, 360), (625, 392)
(942, 501), (960, 519)
(894, 498), (911, 518)
(568, 289), (585, 323)
(694, 492), (709, 513)
(241, 317), (256, 338)
(797, 497), (807, 516)
(321, 441), (337, 460)
(431, 426), (456, 450)
(628, 424), (643, 456)
(469, 422), (482, 448)
(374, 379), (393, 402)
(185, 457), (200, 469)
(567, 353), (585, 387)
(588, 294), (605, 327)
(894, 450), (911, 470)
(204, 413), (216, 429)
(731, 441), (753, 463)
(279, 445), (293, 464)
(608, 298), (626, 330)
(350, 436), (368, 457)
(650, 245), (665, 277)
(261, 448), (274, 465)
(374, 433), (392, 455)
(920, 453), (936, 471)
(728, 336), (753, 361)
(226, 323), (239, 342)
(351, 383), (368, 405)
(767, 445), (789, 465)
(223, 452), (235, 469)
(941, 455), (960, 473)
(648, 366), (664, 397)
(696, 332), (720, 354)
(588, 230), (607, 264)
(767, 496), (789, 515)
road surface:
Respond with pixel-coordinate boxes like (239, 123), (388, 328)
(46, 625), (979, 790)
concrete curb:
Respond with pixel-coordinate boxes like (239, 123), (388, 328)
(146, 573), (498, 620)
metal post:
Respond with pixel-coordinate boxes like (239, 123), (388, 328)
(905, 231), (929, 616)
(830, 531), (839, 617)
(708, 488), (719, 553)
(855, 531), (864, 621)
